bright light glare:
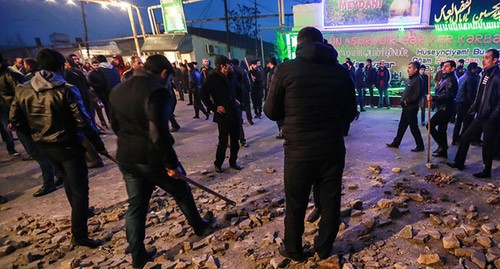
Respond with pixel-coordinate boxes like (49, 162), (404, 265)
(66, 0), (76, 5)
(101, 2), (109, 9)
(45, 0), (56, 3)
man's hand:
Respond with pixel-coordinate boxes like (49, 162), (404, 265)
(7, 123), (14, 131)
(427, 94), (432, 102)
(216, 106), (226, 114)
(167, 167), (184, 179)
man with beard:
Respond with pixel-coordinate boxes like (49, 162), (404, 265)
(265, 27), (357, 261)
(201, 55), (243, 173)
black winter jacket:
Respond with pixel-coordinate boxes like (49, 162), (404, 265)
(401, 73), (422, 109)
(9, 70), (104, 151)
(0, 65), (27, 115)
(264, 41), (357, 161)
(109, 70), (179, 169)
(469, 65), (500, 121)
(456, 71), (479, 105)
(201, 69), (241, 124)
(433, 73), (457, 111)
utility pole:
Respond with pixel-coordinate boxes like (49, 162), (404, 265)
(223, 0), (231, 58)
(278, 0), (285, 33)
(254, 0), (258, 58)
(80, 1), (90, 60)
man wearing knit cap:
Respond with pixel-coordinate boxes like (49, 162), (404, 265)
(265, 27), (357, 261)
(201, 54), (243, 173)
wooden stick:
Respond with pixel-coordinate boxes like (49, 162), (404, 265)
(427, 71), (432, 163)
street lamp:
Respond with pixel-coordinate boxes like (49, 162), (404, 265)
(46, 0), (146, 58)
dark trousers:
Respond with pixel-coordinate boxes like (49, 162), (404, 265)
(193, 89), (207, 117)
(37, 143), (89, 239)
(215, 122), (240, 167)
(391, 107), (424, 148)
(284, 155), (344, 258)
(242, 90), (253, 122)
(169, 115), (180, 129)
(452, 103), (473, 144)
(454, 118), (498, 171)
(367, 86), (375, 107)
(430, 109), (451, 150)
(0, 113), (15, 153)
(356, 86), (365, 110)
(176, 83), (185, 101)
(17, 132), (55, 188)
(188, 91), (194, 105)
(420, 97), (427, 124)
(118, 161), (204, 262)
(239, 122), (246, 145)
(377, 85), (390, 108)
(251, 88), (263, 116)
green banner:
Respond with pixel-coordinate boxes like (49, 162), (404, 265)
(160, 0), (187, 33)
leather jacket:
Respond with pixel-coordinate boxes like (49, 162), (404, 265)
(433, 73), (457, 111)
(0, 65), (27, 115)
(469, 65), (500, 121)
(9, 70), (104, 151)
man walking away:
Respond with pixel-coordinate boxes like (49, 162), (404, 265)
(265, 27), (357, 261)
(452, 62), (479, 145)
(110, 55), (213, 268)
(10, 49), (108, 248)
(386, 61), (425, 152)
(447, 49), (500, 178)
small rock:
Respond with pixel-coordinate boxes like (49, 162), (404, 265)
(269, 257), (289, 268)
(388, 207), (403, 219)
(468, 205), (477, 212)
(369, 165), (382, 175)
(428, 230), (442, 240)
(238, 219), (253, 230)
(425, 163), (437, 169)
(429, 214), (443, 226)
(377, 199), (394, 208)
(399, 225), (413, 239)
(406, 193), (424, 202)
(205, 255), (219, 269)
(391, 168), (401, 173)
(0, 245), (15, 257)
(476, 236), (492, 248)
(471, 251), (486, 268)
(443, 235), (460, 249)
(454, 247), (474, 258)
(266, 167), (276, 174)
(486, 196), (499, 204)
(350, 200), (363, 210)
(417, 253), (442, 265)
(317, 255), (340, 269)
(481, 223), (496, 234)
(451, 227), (467, 238)
(413, 232), (430, 245)
(348, 184), (359, 190)
(61, 258), (81, 269)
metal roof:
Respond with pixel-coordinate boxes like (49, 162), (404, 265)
(141, 34), (193, 52)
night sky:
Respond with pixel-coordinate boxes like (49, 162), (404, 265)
(0, 0), (310, 46)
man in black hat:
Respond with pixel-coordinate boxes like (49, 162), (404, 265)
(110, 54), (213, 268)
(265, 27), (357, 261)
(201, 55), (243, 173)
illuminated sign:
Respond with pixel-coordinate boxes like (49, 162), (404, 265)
(323, 0), (423, 28)
(431, 0), (500, 31)
(160, 0), (188, 33)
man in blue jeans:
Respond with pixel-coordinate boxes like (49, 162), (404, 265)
(110, 55), (212, 269)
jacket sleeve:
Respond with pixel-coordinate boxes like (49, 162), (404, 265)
(147, 89), (179, 169)
(66, 86), (105, 152)
(433, 80), (452, 103)
(264, 65), (285, 121)
(406, 76), (422, 104)
(343, 76), (358, 123)
(489, 76), (500, 120)
(9, 90), (30, 135)
(200, 77), (216, 112)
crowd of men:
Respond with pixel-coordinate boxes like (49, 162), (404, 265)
(0, 26), (498, 266)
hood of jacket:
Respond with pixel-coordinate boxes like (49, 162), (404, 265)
(296, 41), (339, 65)
(99, 62), (114, 69)
(30, 70), (66, 92)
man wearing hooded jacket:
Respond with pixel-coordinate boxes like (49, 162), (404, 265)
(10, 49), (108, 248)
(265, 27), (357, 261)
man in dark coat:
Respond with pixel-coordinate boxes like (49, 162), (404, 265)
(87, 55), (120, 117)
(386, 61), (425, 152)
(429, 60), (458, 158)
(448, 49), (500, 178)
(10, 49), (108, 248)
(355, 62), (366, 112)
(109, 55), (212, 268)
(376, 60), (391, 108)
(419, 65), (429, 126)
(201, 55), (243, 173)
(364, 59), (377, 107)
(249, 59), (264, 119)
(265, 27), (357, 261)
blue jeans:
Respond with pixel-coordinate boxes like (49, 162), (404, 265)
(118, 162), (205, 262)
(377, 86), (390, 107)
(17, 131), (55, 188)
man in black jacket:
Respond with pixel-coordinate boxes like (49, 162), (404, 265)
(87, 55), (120, 117)
(448, 49), (500, 178)
(201, 55), (243, 173)
(110, 55), (212, 268)
(265, 27), (357, 261)
(429, 60), (458, 158)
(355, 62), (366, 112)
(386, 61), (425, 152)
(364, 59), (377, 107)
(10, 49), (108, 248)
(452, 62), (479, 145)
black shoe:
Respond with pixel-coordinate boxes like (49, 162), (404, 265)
(8, 150), (20, 156)
(278, 245), (305, 262)
(240, 142), (249, 148)
(214, 165), (224, 173)
(193, 116), (200, 119)
(132, 247), (157, 269)
(54, 177), (64, 187)
(88, 162), (104, 168)
(473, 170), (491, 178)
(187, 103), (193, 106)
(411, 147), (424, 152)
(306, 208), (320, 223)
(230, 163), (243, 170)
(248, 120), (254, 125)
(446, 162), (464, 171)
(386, 143), (398, 148)
(170, 127), (180, 132)
(71, 237), (102, 248)
(205, 112), (210, 120)
(0, 195), (8, 204)
(432, 149), (447, 158)
(22, 156), (34, 161)
(33, 186), (57, 197)
(360, 109), (366, 112)
(193, 219), (215, 237)
(276, 134), (284, 139)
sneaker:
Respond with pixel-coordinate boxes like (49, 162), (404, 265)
(386, 143), (398, 148)
(240, 142), (249, 148)
(193, 219), (215, 237)
(33, 186), (57, 197)
(170, 127), (180, 132)
(214, 165), (224, 173)
(54, 177), (64, 187)
(71, 237), (102, 248)
(132, 247), (157, 269)
(229, 163), (243, 170)
(473, 170), (491, 178)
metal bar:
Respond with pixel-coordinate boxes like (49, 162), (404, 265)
(182, 176), (236, 206)
(186, 13), (293, 24)
(127, 5), (141, 56)
(427, 71), (432, 163)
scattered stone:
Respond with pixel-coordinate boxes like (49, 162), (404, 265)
(413, 232), (430, 245)
(454, 247), (474, 258)
(0, 245), (15, 257)
(317, 255), (340, 269)
(266, 167), (276, 174)
(238, 219), (253, 230)
(470, 251), (486, 268)
(388, 207), (403, 219)
(406, 193), (424, 202)
(451, 227), (467, 239)
(350, 200), (363, 210)
(468, 205), (477, 212)
(377, 199), (394, 208)
(428, 230), (442, 240)
(429, 214), (443, 226)
(210, 242), (228, 253)
(205, 255), (220, 269)
(443, 215), (460, 228)
(476, 236), (492, 248)
(486, 196), (499, 204)
(425, 163), (437, 169)
(369, 165), (382, 175)
(443, 235), (460, 249)
(61, 258), (81, 269)
(391, 168), (401, 173)
(269, 257), (289, 268)
(192, 241), (207, 251)
(399, 225), (413, 239)
(417, 253), (442, 265)
(424, 172), (455, 186)
(348, 184), (359, 190)
(461, 224), (478, 236)
(480, 223), (496, 234)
